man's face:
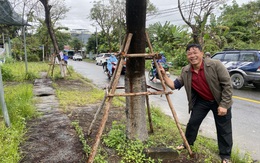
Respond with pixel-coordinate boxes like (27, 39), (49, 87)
(186, 47), (204, 66)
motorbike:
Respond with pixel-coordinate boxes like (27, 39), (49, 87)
(148, 62), (170, 81)
(103, 60), (126, 80)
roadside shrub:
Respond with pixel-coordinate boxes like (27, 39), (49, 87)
(27, 55), (40, 62)
(0, 83), (37, 162)
(4, 57), (15, 63)
(173, 48), (188, 67)
(25, 72), (38, 81)
(1, 66), (14, 81)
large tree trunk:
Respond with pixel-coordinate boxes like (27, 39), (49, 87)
(125, 0), (148, 141)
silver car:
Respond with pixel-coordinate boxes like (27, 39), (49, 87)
(95, 53), (111, 66)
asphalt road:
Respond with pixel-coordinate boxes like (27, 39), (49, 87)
(68, 60), (260, 161)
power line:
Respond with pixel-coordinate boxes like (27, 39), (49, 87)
(147, 0), (220, 18)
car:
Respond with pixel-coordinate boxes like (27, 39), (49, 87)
(73, 54), (83, 61)
(95, 53), (111, 66)
(211, 49), (260, 89)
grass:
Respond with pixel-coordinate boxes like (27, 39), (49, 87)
(0, 61), (54, 162)
(0, 83), (37, 162)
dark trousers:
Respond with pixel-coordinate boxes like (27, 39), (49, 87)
(185, 97), (233, 159)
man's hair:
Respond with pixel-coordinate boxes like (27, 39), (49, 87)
(186, 44), (202, 52)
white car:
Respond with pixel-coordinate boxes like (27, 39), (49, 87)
(95, 53), (111, 66)
(73, 54), (83, 61)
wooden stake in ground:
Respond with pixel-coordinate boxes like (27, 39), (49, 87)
(87, 33), (133, 163)
(145, 32), (193, 156)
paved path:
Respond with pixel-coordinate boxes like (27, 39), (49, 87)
(20, 73), (84, 162)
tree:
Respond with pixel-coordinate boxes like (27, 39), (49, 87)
(125, 0), (148, 141)
(178, 0), (226, 46)
(39, 0), (66, 77)
(218, 0), (260, 48)
(147, 22), (191, 56)
(39, 0), (60, 55)
(90, 0), (119, 52)
(90, 0), (157, 52)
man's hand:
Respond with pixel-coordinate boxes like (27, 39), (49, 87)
(218, 106), (227, 116)
(158, 63), (166, 77)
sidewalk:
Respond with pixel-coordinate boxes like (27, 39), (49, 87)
(20, 72), (84, 162)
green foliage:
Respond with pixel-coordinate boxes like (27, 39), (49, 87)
(103, 121), (155, 163)
(1, 65), (14, 81)
(70, 37), (82, 52)
(0, 84), (37, 162)
(218, 0), (260, 47)
(55, 87), (104, 109)
(4, 57), (15, 63)
(147, 22), (191, 67)
(27, 54), (40, 62)
(0, 123), (24, 163)
(1, 62), (48, 82)
(71, 121), (91, 156)
(103, 122), (126, 149)
(172, 48), (188, 67)
(4, 84), (36, 122)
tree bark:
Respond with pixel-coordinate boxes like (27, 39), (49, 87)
(125, 0), (148, 141)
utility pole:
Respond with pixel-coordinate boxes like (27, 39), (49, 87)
(0, 67), (10, 127)
(42, 45), (45, 61)
(81, 31), (83, 56)
(23, 26), (28, 73)
(95, 27), (98, 55)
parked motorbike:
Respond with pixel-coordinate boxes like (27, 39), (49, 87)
(103, 60), (126, 80)
(148, 62), (170, 81)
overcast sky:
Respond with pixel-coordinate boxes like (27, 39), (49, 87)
(59, 0), (253, 33)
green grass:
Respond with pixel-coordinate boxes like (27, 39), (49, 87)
(1, 61), (49, 82)
(0, 61), (50, 162)
(0, 83), (37, 162)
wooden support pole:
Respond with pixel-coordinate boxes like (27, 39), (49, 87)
(87, 33), (133, 163)
(146, 32), (193, 156)
(87, 91), (107, 135)
(87, 57), (125, 163)
(88, 31), (193, 162)
(146, 95), (154, 133)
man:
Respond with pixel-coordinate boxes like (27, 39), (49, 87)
(157, 51), (167, 63)
(63, 54), (69, 64)
(159, 44), (233, 163)
(106, 54), (118, 75)
(59, 51), (64, 60)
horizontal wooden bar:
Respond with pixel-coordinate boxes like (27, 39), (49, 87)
(124, 53), (155, 58)
(108, 91), (173, 97)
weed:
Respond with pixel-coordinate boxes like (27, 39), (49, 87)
(0, 83), (37, 162)
(103, 121), (155, 163)
(71, 121), (91, 156)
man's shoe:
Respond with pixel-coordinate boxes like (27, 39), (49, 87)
(222, 158), (231, 163)
(176, 144), (186, 150)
